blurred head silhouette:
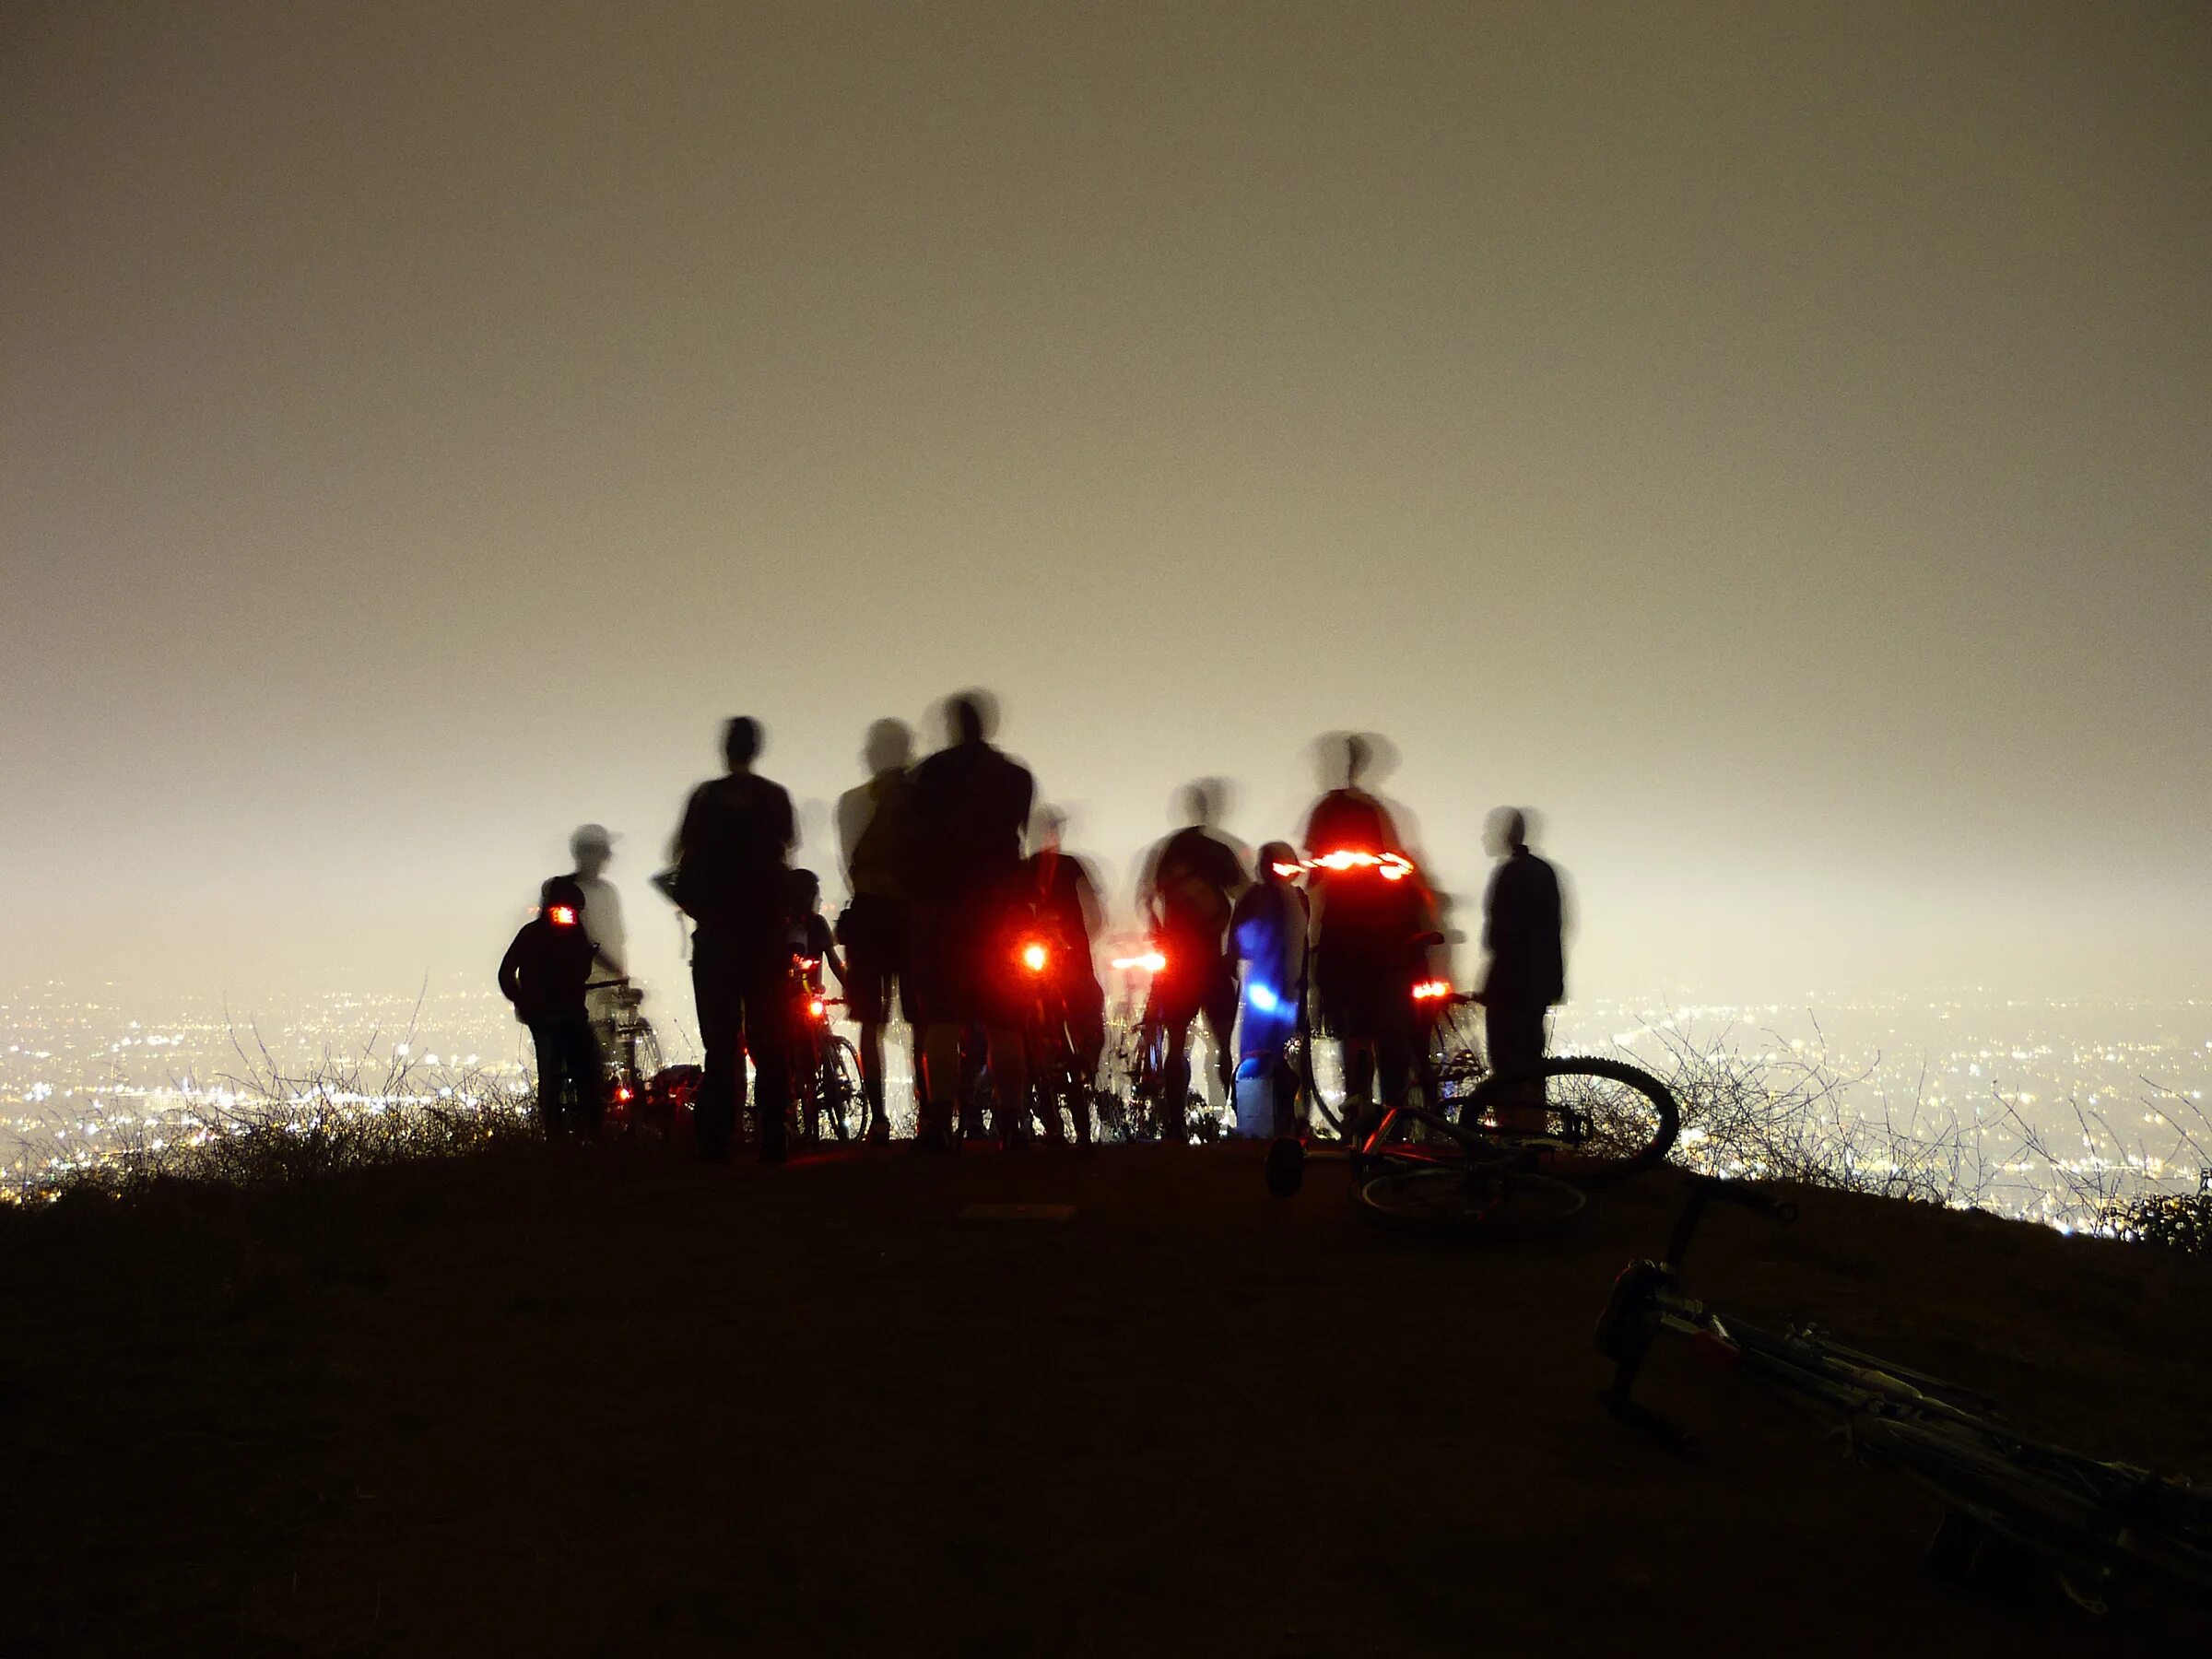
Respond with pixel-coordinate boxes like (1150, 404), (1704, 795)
(722, 716), (763, 772)
(1180, 778), (1228, 830)
(1313, 731), (1376, 792)
(1030, 805), (1066, 855)
(945, 688), (999, 747)
(1484, 806), (1533, 858)
(570, 823), (614, 879)
(863, 718), (913, 775)
(1257, 840), (1298, 882)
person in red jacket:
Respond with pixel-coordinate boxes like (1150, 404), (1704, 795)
(499, 875), (612, 1134)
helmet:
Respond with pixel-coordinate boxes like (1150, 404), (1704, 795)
(540, 875), (587, 924)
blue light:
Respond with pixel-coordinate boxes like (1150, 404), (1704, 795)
(1247, 982), (1280, 1015)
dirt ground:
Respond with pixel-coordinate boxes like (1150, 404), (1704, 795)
(6, 1140), (2209, 1656)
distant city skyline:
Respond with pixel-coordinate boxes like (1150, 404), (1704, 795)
(5, 4), (2206, 1006)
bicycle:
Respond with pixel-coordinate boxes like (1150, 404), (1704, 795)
(1006, 930), (1095, 1148)
(1096, 942), (1222, 1144)
(585, 978), (700, 1141)
(1265, 982), (1679, 1220)
(788, 988), (864, 1146)
(1595, 1175), (2212, 1613)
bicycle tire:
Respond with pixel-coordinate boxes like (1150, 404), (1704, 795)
(1356, 1163), (1587, 1238)
(1464, 1057), (1678, 1182)
(821, 1037), (862, 1143)
(631, 1023), (664, 1091)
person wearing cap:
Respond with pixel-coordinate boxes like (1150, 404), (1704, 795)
(570, 823), (629, 1043)
(498, 875), (612, 1135)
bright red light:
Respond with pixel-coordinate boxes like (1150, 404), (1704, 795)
(807, 997), (826, 1020)
(1411, 978), (1453, 1002)
(1019, 941), (1049, 973)
(1309, 849), (1415, 882)
(547, 905), (578, 926)
(616, 1086), (633, 1102)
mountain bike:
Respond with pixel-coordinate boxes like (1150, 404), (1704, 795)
(1264, 1067), (1591, 1235)
(1265, 980), (1678, 1218)
(1372, 982), (1679, 1183)
(1596, 1175), (2212, 1613)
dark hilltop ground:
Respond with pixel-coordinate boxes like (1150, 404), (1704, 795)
(5, 1140), (2209, 1657)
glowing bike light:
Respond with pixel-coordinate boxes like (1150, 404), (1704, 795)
(1247, 982), (1281, 1015)
(1310, 849), (1416, 882)
(807, 997), (826, 1020)
(547, 905), (578, 927)
(1411, 978), (1453, 1002)
(1270, 861), (1304, 879)
(1019, 941), (1049, 973)
(1112, 948), (1168, 973)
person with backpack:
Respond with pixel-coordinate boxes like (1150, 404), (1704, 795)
(670, 716), (797, 1162)
(498, 874), (612, 1135)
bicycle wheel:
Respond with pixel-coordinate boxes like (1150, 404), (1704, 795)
(616, 1021), (665, 1136)
(1465, 1057), (1677, 1182)
(820, 1038), (862, 1143)
(631, 1021), (665, 1083)
(1356, 1162), (1587, 1238)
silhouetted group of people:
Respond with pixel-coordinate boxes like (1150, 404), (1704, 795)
(499, 695), (1567, 1163)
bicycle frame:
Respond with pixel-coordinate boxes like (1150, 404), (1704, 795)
(1597, 1178), (2212, 1609)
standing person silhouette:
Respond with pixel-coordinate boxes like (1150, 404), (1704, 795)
(671, 717), (796, 1163)
(1138, 782), (1249, 1139)
(835, 720), (917, 1145)
(1477, 807), (1565, 1135)
(907, 692), (1034, 1150)
(569, 823), (628, 1047)
(498, 875), (610, 1135)
(1017, 806), (1107, 1147)
(1301, 733), (1422, 1129)
(1230, 841), (1309, 1137)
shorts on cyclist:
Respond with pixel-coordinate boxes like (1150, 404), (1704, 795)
(837, 891), (905, 1023)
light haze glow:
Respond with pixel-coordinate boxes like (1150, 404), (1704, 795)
(4, 3), (2206, 1008)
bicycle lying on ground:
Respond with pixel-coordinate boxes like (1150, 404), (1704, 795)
(1595, 1174), (2212, 1612)
(1264, 976), (1680, 1232)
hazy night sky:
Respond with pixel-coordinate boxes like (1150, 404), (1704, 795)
(4, 2), (2206, 1009)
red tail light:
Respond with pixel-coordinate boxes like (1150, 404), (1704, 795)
(547, 905), (578, 926)
(1111, 947), (1168, 974)
(1311, 849), (1415, 882)
(807, 997), (826, 1020)
(1412, 979), (1453, 1002)
(1019, 940), (1049, 973)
